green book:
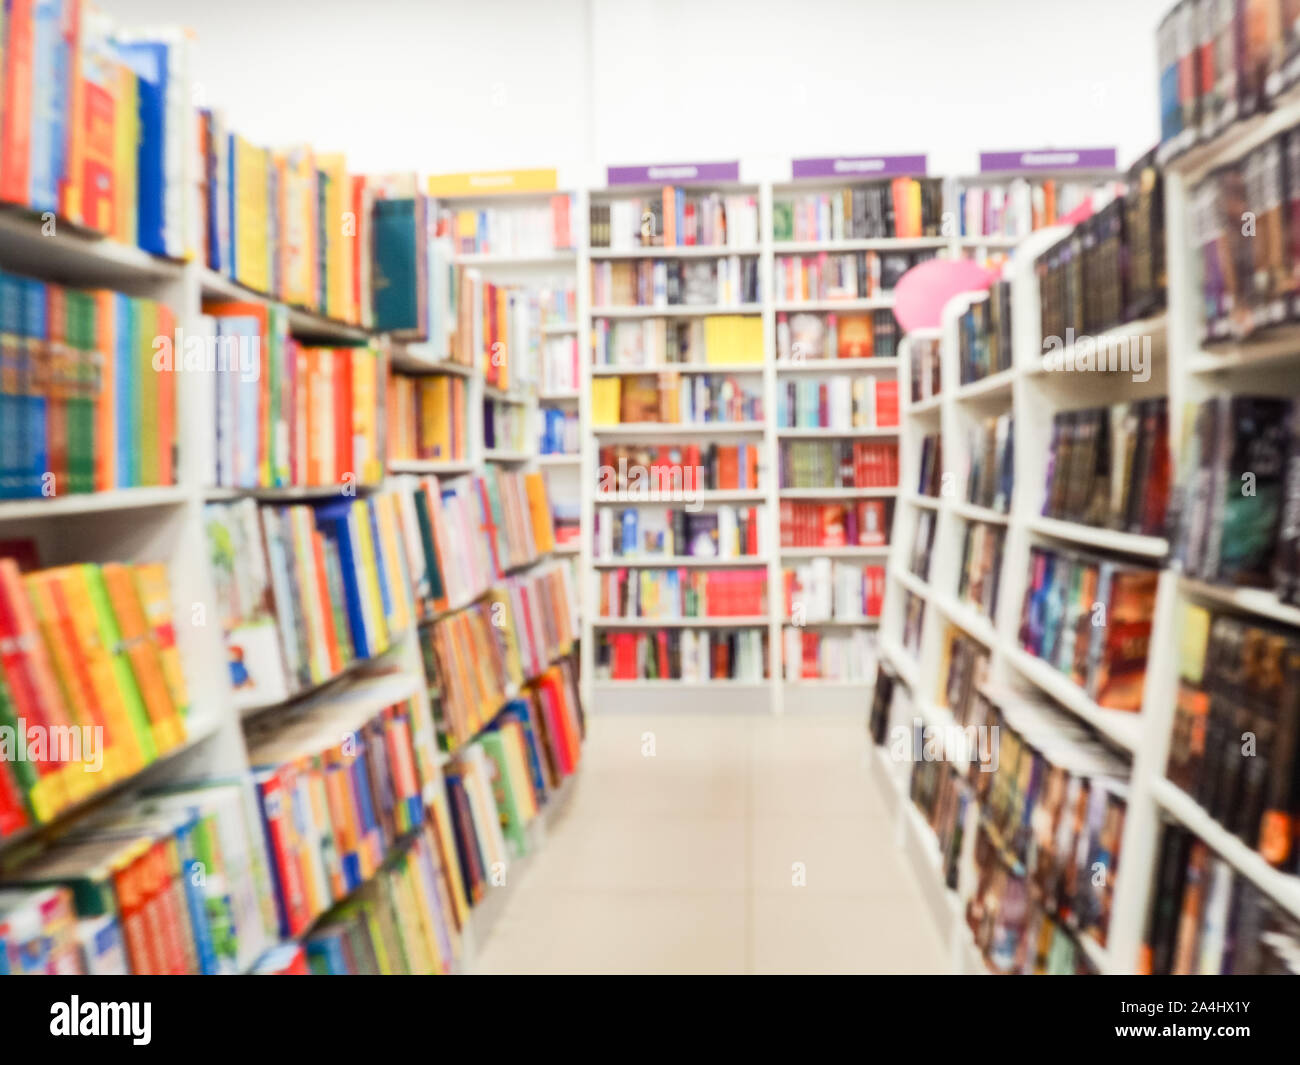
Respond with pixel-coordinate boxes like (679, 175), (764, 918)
(479, 732), (528, 860)
(0, 668), (39, 817)
(81, 564), (158, 763)
(411, 486), (445, 605)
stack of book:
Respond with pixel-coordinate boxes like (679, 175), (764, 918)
(0, 779), (280, 974)
(597, 628), (767, 682)
(199, 114), (370, 326)
(590, 190), (759, 249)
(1166, 601), (1300, 870)
(1042, 400), (1170, 537)
(1019, 544), (1159, 711)
(590, 258), (760, 308)
(957, 282), (1012, 383)
(965, 415), (1014, 514)
(597, 567), (767, 620)
(591, 374), (763, 426)
(780, 440), (899, 490)
(443, 196), (575, 256)
(773, 248), (935, 303)
(777, 310), (900, 361)
(781, 558), (885, 621)
(776, 376), (899, 430)
(596, 504), (765, 560)
(965, 687), (1130, 972)
(594, 315), (763, 367)
(0, 10), (194, 258)
(597, 443), (762, 492)
(772, 179), (946, 240)
(0, 272), (178, 497)
(782, 628), (877, 682)
(387, 374), (468, 464)
(1144, 821), (1300, 974)
(779, 499), (889, 549)
(0, 552), (191, 840)
(956, 521), (1005, 620)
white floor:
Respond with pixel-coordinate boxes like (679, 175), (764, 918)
(472, 711), (950, 974)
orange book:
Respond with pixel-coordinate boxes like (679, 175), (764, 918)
(309, 530), (344, 675)
(495, 288), (510, 390)
(58, 0), (86, 224)
(154, 303), (176, 486)
(100, 564), (184, 754)
(130, 564), (189, 722)
(111, 842), (160, 974)
(523, 472), (555, 554)
(663, 185), (676, 247)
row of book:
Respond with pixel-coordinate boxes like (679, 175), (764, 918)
(596, 629), (766, 682)
(779, 499), (888, 549)
(0, 271), (177, 497)
(1168, 602), (1300, 871)
(1035, 152), (1166, 344)
(539, 408), (579, 456)
(965, 415), (1014, 514)
(1143, 820), (1300, 974)
(594, 316), (763, 368)
(596, 443), (762, 493)
(539, 284), (576, 327)
(777, 309), (900, 362)
(202, 301), (386, 489)
(781, 559), (885, 622)
(909, 335), (941, 403)
(775, 376), (899, 431)
(595, 505), (765, 561)
(772, 180), (946, 241)
(956, 520), (1005, 621)
(780, 439), (899, 490)
(462, 272), (540, 393)
(0, 9), (192, 257)
(1019, 544), (1159, 712)
(957, 281), (1012, 385)
(597, 567), (767, 620)
(937, 624), (989, 729)
(1155, 0), (1298, 161)
(0, 555), (189, 837)
(957, 178), (1117, 239)
(1171, 395), (1299, 597)
(418, 570), (578, 754)
(589, 191), (760, 249)
(781, 628), (877, 682)
(590, 373), (763, 426)
(1042, 399), (1170, 537)
(1193, 129), (1300, 341)
(444, 197), (576, 256)
(772, 249), (933, 303)
(483, 397), (529, 453)
(387, 374), (468, 464)
(590, 258), (760, 309)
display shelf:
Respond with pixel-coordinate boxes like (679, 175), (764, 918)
(778, 486), (896, 499)
(591, 616), (770, 629)
(592, 422), (765, 436)
(540, 390), (581, 402)
(590, 304), (762, 318)
(204, 484), (381, 503)
(593, 488), (767, 504)
(238, 637), (413, 721)
(953, 367), (1015, 402)
(773, 237), (950, 254)
(779, 545), (889, 560)
(483, 449), (532, 463)
(199, 267), (369, 342)
(1179, 577), (1300, 629)
(454, 251), (577, 267)
(541, 322), (579, 335)
(553, 541), (581, 555)
(387, 344), (475, 375)
(0, 206), (183, 288)
(0, 486), (190, 521)
(1025, 515), (1168, 559)
(775, 357), (900, 373)
(591, 679), (769, 689)
(592, 555), (767, 568)
(780, 616), (880, 628)
(387, 459), (476, 476)
(1000, 644), (1141, 752)
(890, 567), (930, 601)
(931, 592), (997, 648)
(910, 394), (943, 415)
(588, 245), (762, 259)
(484, 384), (530, 403)
(775, 426), (898, 438)
(903, 493), (942, 510)
(537, 453), (581, 465)
(948, 501), (1010, 525)
(880, 637), (920, 689)
(589, 361), (766, 375)
(1025, 311), (1167, 377)
(772, 297), (894, 312)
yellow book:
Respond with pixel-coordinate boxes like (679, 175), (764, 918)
(455, 209), (477, 247)
(392, 858), (436, 975)
(352, 499), (390, 655)
(495, 293), (510, 390)
(233, 136), (270, 294)
(113, 63), (138, 246)
(427, 792), (470, 928)
(289, 508), (332, 682)
(404, 841), (448, 973)
(131, 563), (190, 720)
(135, 300), (159, 485)
(282, 146), (318, 308)
(591, 377), (621, 425)
(316, 153), (350, 320)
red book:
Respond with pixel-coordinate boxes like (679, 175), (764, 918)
(257, 767), (312, 937)
(333, 348), (352, 483)
(155, 304), (176, 485)
(0, 0), (34, 205)
(875, 380), (900, 427)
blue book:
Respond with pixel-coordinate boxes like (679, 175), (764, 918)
(305, 930), (350, 974)
(315, 501), (371, 658)
(114, 294), (132, 487)
(366, 499), (394, 630)
(115, 41), (168, 255)
(171, 815), (219, 976)
(22, 279), (48, 499)
(27, 0), (58, 212)
(225, 131), (237, 276)
(620, 508), (637, 556)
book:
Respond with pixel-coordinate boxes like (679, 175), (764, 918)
(591, 189), (758, 249)
(773, 179), (945, 241)
(597, 566), (766, 620)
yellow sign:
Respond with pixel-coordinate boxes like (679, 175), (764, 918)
(427, 168), (558, 196)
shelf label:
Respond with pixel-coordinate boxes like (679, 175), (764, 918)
(977, 148), (1117, 172)
(606, 161), (740, 186)
(791, 154), (927, 179)
(427, 168), (558, 196)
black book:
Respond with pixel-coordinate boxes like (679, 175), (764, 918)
(1273, 401), (1300, 603)
(1147, 823), (1193, 976)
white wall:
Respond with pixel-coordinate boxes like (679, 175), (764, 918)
(112, 0), (1172, 178)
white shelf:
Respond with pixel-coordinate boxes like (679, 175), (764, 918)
(591, 678), (768, 688)
(0, 207), (183, 286)
(775, 357), (900, 373)
(591, 616), (770, 629)
(773, 237), (950, 254)
(953, 368), (1015, 402)
(484, 449), (532, 463)
(454, 251), (577, 266)
(880, 637), (920, 689)
(537, 453), (581, 466)
(909, 394), (943, 415)
(553, 541), (581, 555)
(590, 304), (761, 318)
(775, 426), (898, 438)
(1026, 311), (1167, 378)
(484, 385), (530, 403)
(903, 493), (941, 510)
(779, 486), (896, 499)
(1001, 644), (1142, 752)
(1026, 515), (1168, 559)
(541, 323), (579, 335)
(590, 361), (765, 375)
(592, 555), (766, 568)
(388, 459), (476, 476)
(949, 501), (1010, 525)
(890, 567), (930, 601)
(387, 345), (475, 376)
(781, 617), (879, 628)
(589, 245), (761, 259)
(1179, 577), (1300, 629)
(772, 297), (893, 312)
(205, 484), (382, 503)
(779, 545), (890, 559)
(200, 268), (368, 342)
(594, 488), (766, 504)
(592, 422), (765, 436)
(0, 485), (189, 521)
(931, 592), (998, 648)
(539, 390), (581, 402)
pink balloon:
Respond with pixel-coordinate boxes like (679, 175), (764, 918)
(892, 258), (997, 333)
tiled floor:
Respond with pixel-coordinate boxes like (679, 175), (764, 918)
(471, 712), (950, 975)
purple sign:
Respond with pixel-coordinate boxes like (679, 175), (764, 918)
(978, 148), (1117, 172)
(791, 154), (927, 179)
(606, 161), (740, 186)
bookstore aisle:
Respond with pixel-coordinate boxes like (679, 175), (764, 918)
(472, 712), (948, 974)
